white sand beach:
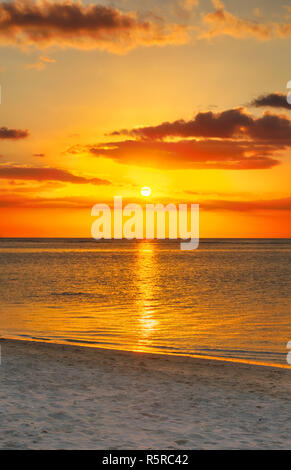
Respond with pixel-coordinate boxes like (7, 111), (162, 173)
(0, 339), (290, 449)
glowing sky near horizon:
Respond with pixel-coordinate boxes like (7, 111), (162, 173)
(0, 0), (290, 237)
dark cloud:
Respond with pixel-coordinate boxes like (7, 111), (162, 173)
(0, 127), (29, 139)
(69, 138), (280, 170)
(85, 106), (291, 170)
(0, 1), (187, 52)
(0, 166), (111, 185)
(109, 108), (291, 143)
(33, 153), (45, 157)
(250, 93), (291, 110)
(110, 108), (252, 140)
(67, 103), (291, 170)
(248, 113), (291, 142)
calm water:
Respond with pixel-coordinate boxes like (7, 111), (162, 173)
(0, 238), (290, 366)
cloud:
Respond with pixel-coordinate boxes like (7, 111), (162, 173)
(179, 0), (198, 11)
(0, 166), (111, 185)
(69, 105), (291, 170)
(109, 108), (291, 143)
(0, 127), (29, 139)
(248, 112), (291, 142)
(172, 0), (199, 20)
(33, 153), (45, 157)
(0, 194), (96, 209)
(201, 0), (291, 40)
(110, 108), (252, 139)
(201, 197), (291, 212)
(69, 138), (280, 170)
(0, 0), (188, 53)
(1, 191), (290, 213)
(26, 61), (47, 71)
(250, 93), (291, 110)
(26, 55), (55, 71)
(40, 56), (55, 63)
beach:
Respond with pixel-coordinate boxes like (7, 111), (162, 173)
(0, 339), (290, 449)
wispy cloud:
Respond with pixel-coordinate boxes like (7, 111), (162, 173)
(1, 191), (290, 213)
(68, 138), (281, 170)
(179, 0), (198, 12)
(201, 197), (291, 212)
(0, 165), (111, 185)
(26, 56), (55, 71)
(201, 0), (291, 41)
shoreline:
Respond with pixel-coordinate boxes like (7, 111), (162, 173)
(1, 335), (290, 370)
(1, 338), (291, 449)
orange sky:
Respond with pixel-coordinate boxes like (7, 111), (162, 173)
(0, 0), (290, 237)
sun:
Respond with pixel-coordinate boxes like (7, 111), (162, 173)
(140, 186), (151, 197)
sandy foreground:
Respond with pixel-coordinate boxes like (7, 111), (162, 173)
(0, 339), (290, 450)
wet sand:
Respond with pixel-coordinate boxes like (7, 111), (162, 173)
(0, 339), (290, 449)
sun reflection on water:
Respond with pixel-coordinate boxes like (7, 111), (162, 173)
(134, 241), (159, 352)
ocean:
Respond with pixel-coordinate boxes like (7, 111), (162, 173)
(0, 238), (290, 366)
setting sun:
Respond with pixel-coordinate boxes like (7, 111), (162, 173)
(140, 187), (151, 197)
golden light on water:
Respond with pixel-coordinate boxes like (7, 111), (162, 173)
(135, 240), (159, 352)
(1, 238), (290, 369)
